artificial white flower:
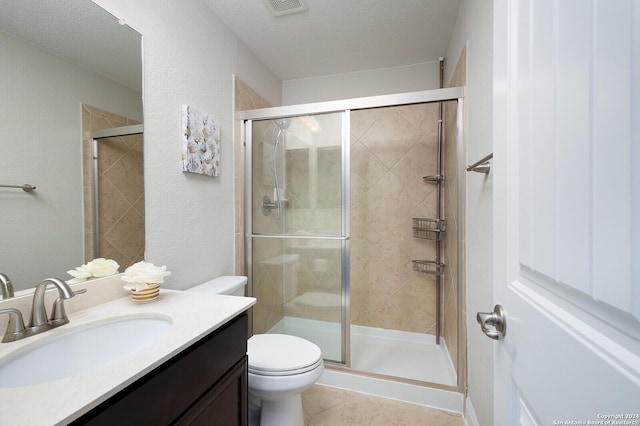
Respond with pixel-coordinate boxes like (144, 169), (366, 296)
(67, 258), (120, 283)
(121, 261), (171, 291)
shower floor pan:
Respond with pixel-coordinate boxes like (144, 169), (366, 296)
(269, 316), (456, 387)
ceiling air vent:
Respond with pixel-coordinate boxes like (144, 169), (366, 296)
(262, 0), (308, 17)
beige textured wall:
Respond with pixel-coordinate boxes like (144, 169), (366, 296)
(82, 105), (144, 272)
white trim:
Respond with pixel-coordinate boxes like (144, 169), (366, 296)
(464, 396), (480, 426)
(317, 369), (464, 414)
(238, 87), (464, 120)
(492, 1), (511, 425)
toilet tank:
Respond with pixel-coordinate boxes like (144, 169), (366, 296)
(187, 276), (248, 296)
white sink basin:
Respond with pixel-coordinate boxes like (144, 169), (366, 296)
(0, 315), (172, 388)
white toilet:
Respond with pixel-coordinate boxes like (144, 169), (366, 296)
(187, 276), (324, 426)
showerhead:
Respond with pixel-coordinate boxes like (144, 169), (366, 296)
(274, 118), (290, 130)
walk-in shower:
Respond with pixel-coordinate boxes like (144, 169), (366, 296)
(240, 87), (465, 395)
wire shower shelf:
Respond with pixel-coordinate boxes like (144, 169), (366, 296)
(412, 218), (446, 241)
(412, 260), (446, 276)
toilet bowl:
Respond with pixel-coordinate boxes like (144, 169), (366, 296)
(187, 276), (324, 426)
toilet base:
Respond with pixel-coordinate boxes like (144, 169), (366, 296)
(248, 400), (261, 426)
(256, 394), (304, 426)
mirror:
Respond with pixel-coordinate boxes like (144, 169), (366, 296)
(0, 0), (143, 294)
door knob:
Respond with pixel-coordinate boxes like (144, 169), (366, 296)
(476, 305), (507, 340)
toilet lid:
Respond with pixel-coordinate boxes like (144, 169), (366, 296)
(248, 334), (322, 375)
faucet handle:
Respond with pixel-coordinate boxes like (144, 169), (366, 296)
(0, 308), (26, 343)
(0, 273), (14, 299)
(49, 288), (87, 325)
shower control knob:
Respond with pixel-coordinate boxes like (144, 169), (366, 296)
(476, 305), (507, 340)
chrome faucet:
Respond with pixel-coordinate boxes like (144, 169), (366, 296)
(0, 278), (86, 342)
(0, 273), (14, 299)
(29, 278), (80, 332)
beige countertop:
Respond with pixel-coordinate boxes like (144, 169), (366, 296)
(0, 287), (255, 425)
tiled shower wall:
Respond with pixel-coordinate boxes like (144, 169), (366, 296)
(82, 105), (144, 271)
(443, 47), (466, 380)
(350, 104), (441, 334)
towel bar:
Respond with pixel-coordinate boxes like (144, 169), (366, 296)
(0, 184), (36, 192)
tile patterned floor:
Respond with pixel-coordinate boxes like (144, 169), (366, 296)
(302, 384), (464, 426)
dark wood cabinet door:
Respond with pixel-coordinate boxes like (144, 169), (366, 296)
(175, 357), (248, 426)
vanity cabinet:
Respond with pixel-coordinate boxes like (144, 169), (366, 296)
(71, 313), (248, 426)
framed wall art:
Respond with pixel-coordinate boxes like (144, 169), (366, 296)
(181, 104), (220, 177)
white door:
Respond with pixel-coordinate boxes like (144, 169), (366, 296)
(492, 0), (640, 424)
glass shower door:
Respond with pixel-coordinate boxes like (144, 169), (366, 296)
(247, 111), (348, 363)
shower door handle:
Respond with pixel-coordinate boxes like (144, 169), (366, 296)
(261, 195), (278, 215)
(476, 305), (507, 340)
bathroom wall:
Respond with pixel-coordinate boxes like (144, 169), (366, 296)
(444, 0), (494, 424)
(282, 61), (441, 105)
(92, 0), (282, 289)
(82, 105), (144, 271)
(0, 30), (142, 288)
(350, 104), (441, 334)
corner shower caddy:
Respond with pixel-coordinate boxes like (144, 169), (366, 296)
(411, 59), (447, 345)
(412, 186), (447, 346)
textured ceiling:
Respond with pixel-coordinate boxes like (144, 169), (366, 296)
(0, 0), (142, 92)
(205, 0), (461, 81)
(1, 1), (461, 89)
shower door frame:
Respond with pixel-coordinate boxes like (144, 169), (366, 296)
(240, 86), (466, 392)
